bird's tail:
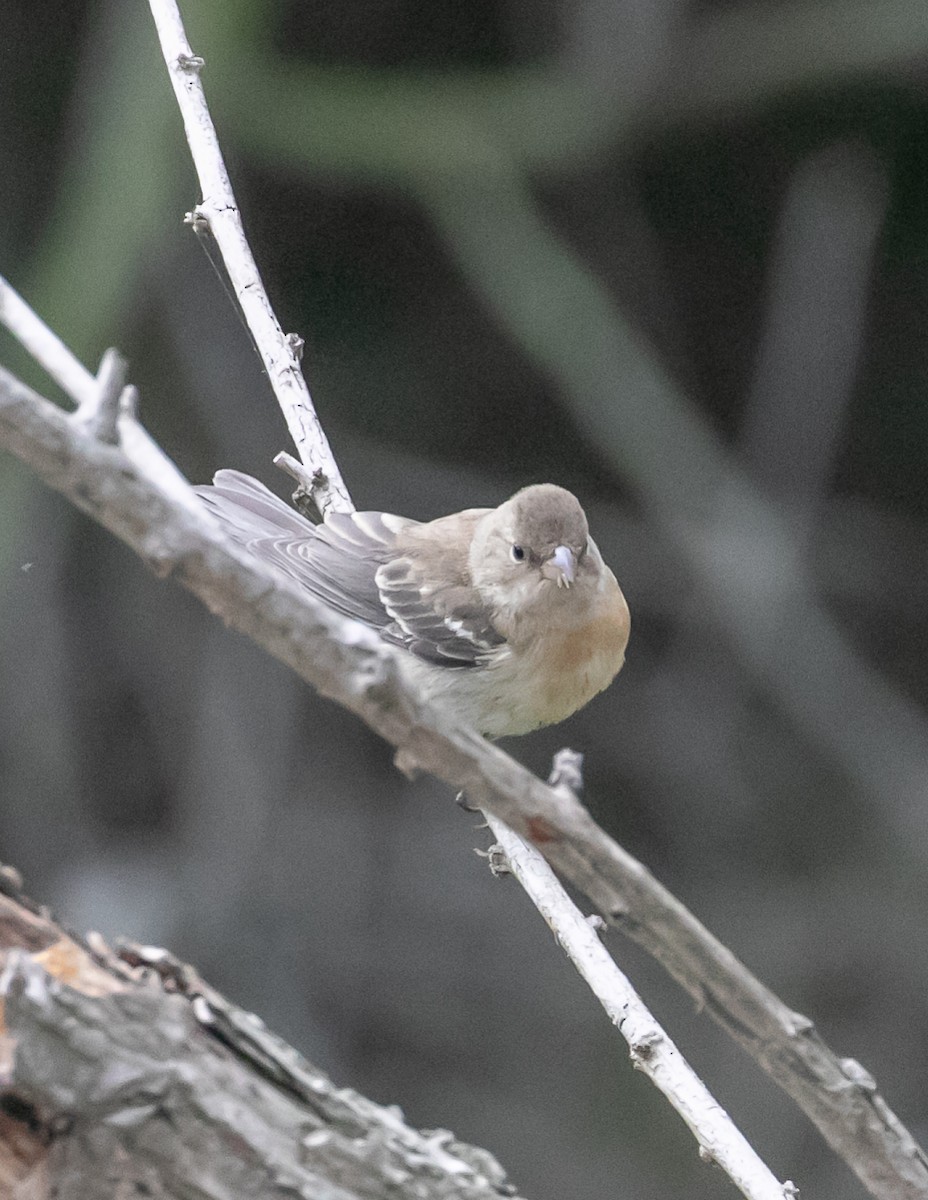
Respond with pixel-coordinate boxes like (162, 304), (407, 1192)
(195, 470), (316, 543)
(196, 469), (390, 627)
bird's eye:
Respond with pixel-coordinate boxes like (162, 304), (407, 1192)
(510, 544), (525, 562)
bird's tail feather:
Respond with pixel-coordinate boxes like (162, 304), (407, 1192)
(195, 470), (316, 541)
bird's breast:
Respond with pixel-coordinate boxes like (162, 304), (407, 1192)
(485, 576), (629, 736)
(404, 574), (630, 738)
(533, 586), (629, 723)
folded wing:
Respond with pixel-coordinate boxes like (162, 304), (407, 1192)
(197, 471), (506, 668)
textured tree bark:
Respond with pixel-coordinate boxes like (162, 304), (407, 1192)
(0, 878), (520, 1200)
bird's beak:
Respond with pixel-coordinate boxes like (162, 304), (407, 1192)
(542, 545), (576, 588)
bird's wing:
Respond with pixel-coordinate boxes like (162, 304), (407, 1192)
(376, 513), (507, 667)
(197, 473), (507, 664)
(197, 470), (408, 627)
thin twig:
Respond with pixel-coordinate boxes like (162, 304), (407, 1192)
(147, 0), (353, 517)
(74, 347), (126, 444)
(0, 275), (198, 510)
(273, 450), (325, 521)
(482, 810), (795, 1200)
(0, 273), (97, 406)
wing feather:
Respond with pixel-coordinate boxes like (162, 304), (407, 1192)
(197, 472), (506, 667)
(197, 471), (405, 627)
(376, 556), (505, 667)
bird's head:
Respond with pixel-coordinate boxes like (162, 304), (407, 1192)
(469, 484), (598, 622)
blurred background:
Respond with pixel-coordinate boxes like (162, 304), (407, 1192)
(2, 0), (928, 1196)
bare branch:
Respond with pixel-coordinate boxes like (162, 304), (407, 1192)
(483, 806), (795, 1200)
(0, 272), (97, 406)
(0, 274), (199, 512)
(146, 0), (352, 517)
(1, 357), (926, 1199)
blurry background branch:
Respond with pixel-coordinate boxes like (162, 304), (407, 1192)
(218, 1), (928, 180)
(420, 154), (928, 847)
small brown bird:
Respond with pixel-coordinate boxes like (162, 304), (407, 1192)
(197, 472), (630, 738)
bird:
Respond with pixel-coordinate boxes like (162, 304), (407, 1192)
(196, 471), (630, 738)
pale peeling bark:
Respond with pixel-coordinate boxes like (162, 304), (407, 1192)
(0, 887), (519, 1200)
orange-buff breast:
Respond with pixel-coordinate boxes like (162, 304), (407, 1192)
(535, 582), (630, 726)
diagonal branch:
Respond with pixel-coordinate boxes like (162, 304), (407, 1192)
(67, 9), (795, 1193)
(1, 348), (926, 1198)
